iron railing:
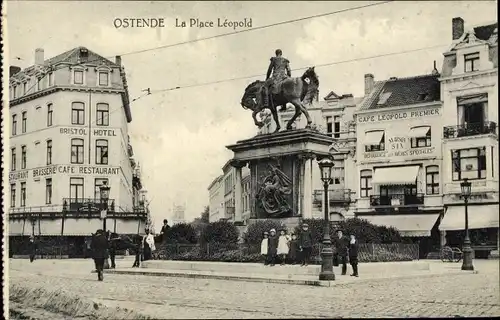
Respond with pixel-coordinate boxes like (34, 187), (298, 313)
(153, 242), (420, 262)
(369, 193), (424, 207)
(313, 189), (352, 205)
(443, 121), (497, 138)
(62, 198), (115, 212)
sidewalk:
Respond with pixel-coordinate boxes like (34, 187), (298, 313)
(106, 260), (481, 287)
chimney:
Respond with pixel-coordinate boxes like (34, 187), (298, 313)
(364, 73), (374, 95)
(35, 48), (44, 65)
(115, 55), (122, 66)
(10, 66), (21, 77)
(431, 60), (439, 75)
(452, 17), (464, 40)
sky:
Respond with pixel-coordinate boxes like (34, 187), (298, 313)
(5, 1), (497, 230)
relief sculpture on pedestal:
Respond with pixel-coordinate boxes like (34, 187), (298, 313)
(256, 164), (292, 218)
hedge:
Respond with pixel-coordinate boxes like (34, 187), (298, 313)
(243, 219), (286, 245)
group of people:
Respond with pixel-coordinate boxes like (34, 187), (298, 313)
(260, 224), (359, 277)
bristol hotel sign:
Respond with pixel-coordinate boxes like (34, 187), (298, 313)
(357, 107), (441, 163)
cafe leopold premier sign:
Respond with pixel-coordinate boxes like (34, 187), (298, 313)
(358, 108), (440, 162)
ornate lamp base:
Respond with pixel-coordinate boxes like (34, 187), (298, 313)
(319, 246), (336, 281)
(461, 247), (474, 271)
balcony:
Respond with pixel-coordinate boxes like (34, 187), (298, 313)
(443, 121), (497, 139)
(370, 193), (424, 208)
(313, 189), (352, 207)
(63, 198), (115, 213)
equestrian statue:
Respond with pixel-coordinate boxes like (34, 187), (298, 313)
(240, 49), (319, 133)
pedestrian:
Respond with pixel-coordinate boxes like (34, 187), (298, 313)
(267, 229), (279, 266)
(288, 233), (299, 265)
(298, 223), (313, 266)
(91, 229), (109, 281)
(28, 235), (36, 263)
(260, 231), (269, 265)
(349, 234), (359, 277)
(159, 219), (171, 243)
(132, 234), (142, 268)
(334, 230), (349, 275)
(108, 231), (120, 269)
(277, 228), (291, 265)
(142, 228), (156, 261)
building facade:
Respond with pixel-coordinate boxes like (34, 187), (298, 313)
(354, 71), (445, 255)
(438, 18), (499, 251)
(207, 175), (224, 222)
(8, 47), (147, 255)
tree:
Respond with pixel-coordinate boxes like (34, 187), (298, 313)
(201, 206), (209, 223)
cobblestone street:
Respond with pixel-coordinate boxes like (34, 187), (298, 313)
(8, 259), (500, 318)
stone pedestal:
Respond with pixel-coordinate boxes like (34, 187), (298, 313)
(227, 129), (334, 222)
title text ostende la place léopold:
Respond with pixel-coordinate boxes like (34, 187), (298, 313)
(113, 17), (252, 30)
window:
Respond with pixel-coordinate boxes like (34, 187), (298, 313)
(37, 78), (42, 91)
(326, 116), (333, 135)
(10, 184), (16, 208)
(96, 103), (109, 126)
(12, 114), (17, 136)
(333, 116), (341, 139)
(48, 72), (54, 86)
(70, 178), (84, 201)
(360, 170), (372, 198)
(47, 103), (53, 126)
(364, 131), (385, 152)
(98, 72), (109, 86)
(464, 52), (480, 72)
(492, 146), (494, 178)
(95, 139), (109, 164)
(13, 86), (17, 99)
(426, 166), (440, 195)
(332, 160), (344, 185)
(94, 178), (109, 200)
(21, 111), (27, 133)
(74, 70), (84, 84)
(11, 148), (16, 171)
(20, 182), (26, 207)
(46, 140), (52, 165)
(452, 147), (486, 180)
(71, 102), (85, 125)
(21, 146), (27, 169)
(410, 126), (431, 148)
(46, 178), (52, 204)
(23, 82), (27, 95)
(71, 138), (84, 164)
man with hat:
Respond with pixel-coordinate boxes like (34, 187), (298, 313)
(28, 235), (37, 263)
(91, 229), (109, 281)
(298, 223), (313, 266)
(334, 229), (350, 275)
(267, 229), (279, 266)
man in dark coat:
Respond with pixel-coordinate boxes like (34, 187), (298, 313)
(348, 234), (359, 277)
(334, 230), (349, 275)
(91, 229), (109, 281)
(108, 231), (120, 269)
(28, 235), (36, 263)
(159, 219), (170, 243)
(132, 234), (143, 268)
(267, 228), (279, 266)
(298, 223), (313, 266)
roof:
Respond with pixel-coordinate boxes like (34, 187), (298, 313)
(473, 23), (498, 41)
(359, 74), (441, 111)
(207, 175), (223, 191)
(10, 46), (118, 81)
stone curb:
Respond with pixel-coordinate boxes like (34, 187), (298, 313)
(105, 269), (479, 287)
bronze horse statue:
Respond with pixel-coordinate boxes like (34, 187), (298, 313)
(240, 67), (319, 133)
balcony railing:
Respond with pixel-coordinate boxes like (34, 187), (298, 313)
(62, 198), (115, 212)
(313, 189), (352, 205)
(369, 193), (424, 207)
(443, 121), (497, 139)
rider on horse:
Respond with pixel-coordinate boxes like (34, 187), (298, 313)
(263, 49), (291, 108)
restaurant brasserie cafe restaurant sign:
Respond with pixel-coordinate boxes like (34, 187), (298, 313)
(9, 165), (121, 182)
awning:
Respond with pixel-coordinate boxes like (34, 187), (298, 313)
(360, 214), (440, 237)
(362, 131), (385, 146)
(408, 126), (430, 138)
(439, 204), (499, 231)
(372, 166), (420, 185)
(457, 94), (488, 105)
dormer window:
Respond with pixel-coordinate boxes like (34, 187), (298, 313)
(74, 70), (84, 84)
(464, 52), (480, 72)
(23, 82), (27, 95)
(13, 85), (17, 99)
(96, 66), (112, 87)
(98, 72), (109, 86)
(37, 77), (42, 91)
(48, 72), (54, 86)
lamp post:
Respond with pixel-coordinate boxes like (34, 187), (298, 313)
(317, 157), (335, 281)
(99, 181), (111, 269)
(460, 178), (474, 271)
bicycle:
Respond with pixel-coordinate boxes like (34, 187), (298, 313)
(440, 246), (463, 262)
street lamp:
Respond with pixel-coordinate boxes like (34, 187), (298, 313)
(317, 157), (335, 281)
(460, 178), (474, 271)
(99, 181), (111, 269)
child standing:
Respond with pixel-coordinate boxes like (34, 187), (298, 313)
(277, 229), (291, 265)
(260, 231), (269, 265)
(288, 233), (299, 264)
(267, 229), (279, 266)
(298, 223), (313, 266)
